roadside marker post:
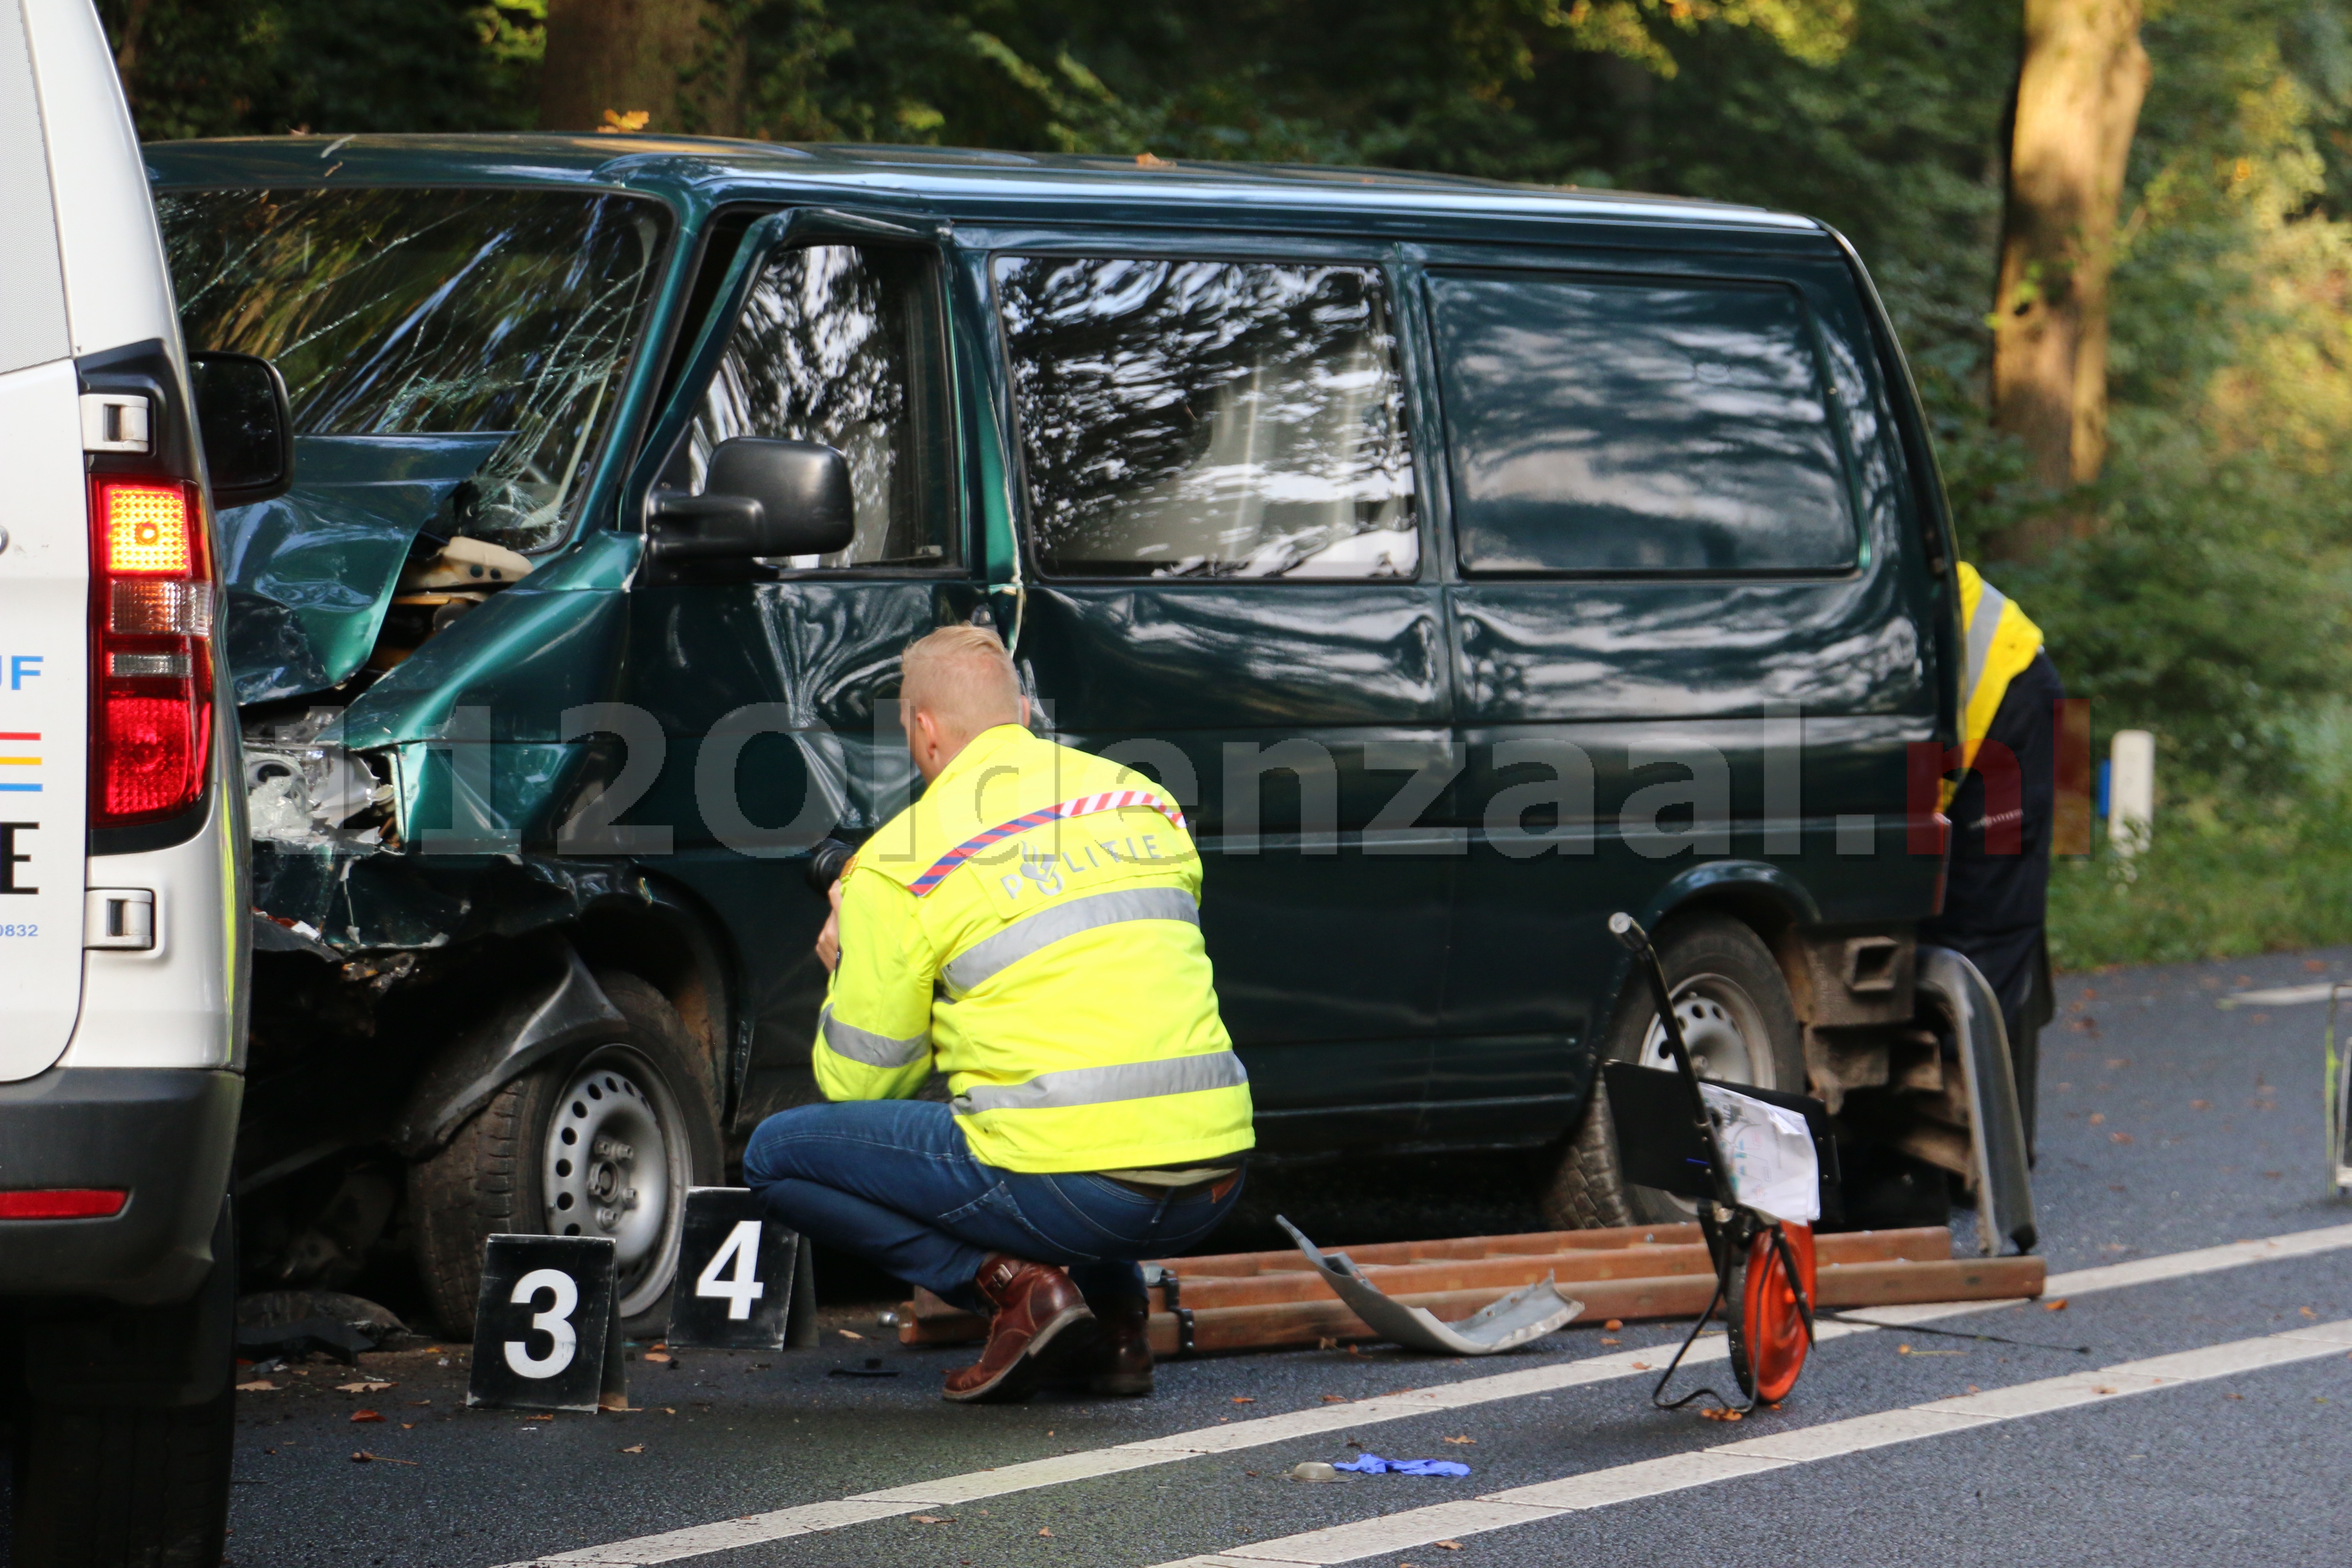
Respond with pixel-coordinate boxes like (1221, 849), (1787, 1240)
(667, 1187), (802, 1351)
(467, 1234), (627, 1412)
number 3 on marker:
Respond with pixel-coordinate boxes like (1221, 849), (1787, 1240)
(505, 1267), (579, 1378)
(696, 1219), (765, 1320)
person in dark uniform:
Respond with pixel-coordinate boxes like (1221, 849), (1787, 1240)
(1921, 562), (2061, 1151)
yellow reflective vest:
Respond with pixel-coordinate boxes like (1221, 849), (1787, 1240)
(1956, 560), (2044, 768)
(811, 724), (1254, 1174)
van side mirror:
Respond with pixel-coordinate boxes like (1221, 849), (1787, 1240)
(188, 351), (294, 507)
(649, 438), (855, 565)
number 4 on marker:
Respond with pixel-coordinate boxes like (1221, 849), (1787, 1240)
(695, 1219), (765, 1320)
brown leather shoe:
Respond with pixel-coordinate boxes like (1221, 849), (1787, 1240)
(1085, 1293), (1153, 1396)
(942, 1255), (1093, 1404)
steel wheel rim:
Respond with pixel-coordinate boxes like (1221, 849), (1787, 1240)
(541, 1045), (689, 1319)
(1633, 970), (1776, 1216)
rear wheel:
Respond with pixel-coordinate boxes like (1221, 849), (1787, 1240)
(1540, 914), (1804, 1229)
(11, 1386), (234, 1568)
(410, 971), (721, 1338)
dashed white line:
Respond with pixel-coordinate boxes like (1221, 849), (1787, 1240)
(495, 1220), (2352, 1567)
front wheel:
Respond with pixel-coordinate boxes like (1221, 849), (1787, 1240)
(410, 971), (722, 1338)
(1540, 913), (1805, 1229)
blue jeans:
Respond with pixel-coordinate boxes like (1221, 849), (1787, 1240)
(741, 1099), (1244, 1313)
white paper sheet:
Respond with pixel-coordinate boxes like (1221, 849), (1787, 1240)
(1699, 1084), (1820, 1224)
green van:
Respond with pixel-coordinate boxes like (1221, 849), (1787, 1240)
(145, 136), (1981, 1333)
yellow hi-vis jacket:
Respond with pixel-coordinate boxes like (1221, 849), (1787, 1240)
(1956, 560), (2045, 772)
(811, 723), (1253, 1174)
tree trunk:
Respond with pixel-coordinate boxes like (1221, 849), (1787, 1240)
(539, 0), (744, 136)
(1988, 0), (2150, 558)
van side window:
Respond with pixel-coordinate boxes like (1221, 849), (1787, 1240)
(678, 244), (954, 567)
(994, 257), (1416, 579)
(1432, 274), (1855, 575)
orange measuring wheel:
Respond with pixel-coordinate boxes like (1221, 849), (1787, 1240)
(1730, 1223), (1817, 1405)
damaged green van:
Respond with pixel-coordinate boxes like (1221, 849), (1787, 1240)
(147, 135), (1987, 1333)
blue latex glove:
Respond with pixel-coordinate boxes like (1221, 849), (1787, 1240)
(1331, 1453), (1471, 1476)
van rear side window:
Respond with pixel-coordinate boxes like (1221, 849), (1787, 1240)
(995, 257), (1415, 579)
(1432, 273), (1855, 576)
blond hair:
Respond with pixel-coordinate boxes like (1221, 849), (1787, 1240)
(901, 624), (1023, 743)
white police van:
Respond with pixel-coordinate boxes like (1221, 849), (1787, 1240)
(0, 3), (288, 1562)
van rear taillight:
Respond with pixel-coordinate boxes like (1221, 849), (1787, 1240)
(90, 478), (213, 827)
(0, 1189), (128, 1219)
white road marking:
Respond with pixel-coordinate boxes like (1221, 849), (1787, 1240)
(494, 1220), (2352, 1567)
(1160, 1319), (2352, 1567)
(2219, 982), (2339, 1007)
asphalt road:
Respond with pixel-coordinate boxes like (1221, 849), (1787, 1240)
(57, 947), (2352, 1565)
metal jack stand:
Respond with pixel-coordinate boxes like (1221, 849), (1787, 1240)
(1608, 913), (1823, 1413)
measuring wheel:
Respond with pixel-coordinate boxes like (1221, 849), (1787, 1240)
(1728, 1222), (1816, 1405)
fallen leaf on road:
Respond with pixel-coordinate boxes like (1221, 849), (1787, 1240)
(621, 1444), (645, 1454)
(1599, 1337), (1621, 1346)
(1898, 1344), (1912, 1354)
(2087, 1113), (2105, 1125)
(2044, 1299), (2069, 1312)
(839, 1329), (864, 1341)
(2225, 1393), (2245, 1400)
(1442, 1435), (1475, 1445)
(1436, 1543), (1464, 1551)
(1038, 1527), (1054, 1537)
(1317, 1336), (1338, 1350)
(1321, 1394), (1347, 1403)
(350, 1410), (385, 1423)
(350, 1451), (417, 1465)
(235, 1380), (276, 1392)
(1699, 1408), (1743, 1421)
(1603, 1319), (1623, 1331)
(912, 1515), (954, 1524)
(2190, 1100), (2210, 1111)
(401, 1423), (414, 1430)
(2111, 1132), (2134, 1145)
(337, 1381), (394, 1394)
(643, 1351), (671, 1363)
(1632, 1361), (1652, 1371)
(524, 1414), (554, 1422)
(2302, 1307), (2318, 1318)
(2094, 1386), (2118, 1396)
(1231, 1396), (1256, 1404)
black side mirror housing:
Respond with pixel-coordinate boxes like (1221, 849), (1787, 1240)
(649, 438), (855, 566)
(188, 351), (294, 507)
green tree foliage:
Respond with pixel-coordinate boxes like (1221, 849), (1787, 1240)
(99, 1), (545, 138)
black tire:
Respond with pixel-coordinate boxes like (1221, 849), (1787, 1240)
(1540, 914), (1805, 1229)
(11, 1388), (233, 1568)
(409, 971), (722, 1339)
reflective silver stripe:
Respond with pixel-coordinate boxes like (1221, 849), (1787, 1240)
(818, 1004), (930, 1069)
(1963, 581), (2007, 711)
(952, 1051), (1249, 1116)
(942, 887), (1200, 996)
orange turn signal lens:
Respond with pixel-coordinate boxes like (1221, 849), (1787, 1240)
(98, 481), (192, 575)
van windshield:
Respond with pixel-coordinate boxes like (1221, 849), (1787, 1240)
(158, 187), (668, 554)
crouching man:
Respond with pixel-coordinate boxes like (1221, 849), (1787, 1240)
(744, 625), (1253, 1402)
